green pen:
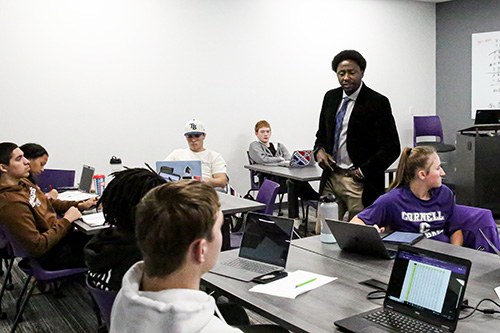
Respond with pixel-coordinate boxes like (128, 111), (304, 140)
(295, 277), (317, 288)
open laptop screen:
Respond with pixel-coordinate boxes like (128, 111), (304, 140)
(385, 245), (471, 328)
(239, 212), (293, 268)
(475, 109), (500, 125)
(79, 165), (95, 193)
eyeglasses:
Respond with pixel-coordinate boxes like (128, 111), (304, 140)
(186, 134), (203, 139)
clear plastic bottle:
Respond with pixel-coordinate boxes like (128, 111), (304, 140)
(318, 193), (338, 243)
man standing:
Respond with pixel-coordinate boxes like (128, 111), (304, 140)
(166, 119), (227, 189)
(314, 50), (400, 220)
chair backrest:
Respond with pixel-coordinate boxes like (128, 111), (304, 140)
(255, 179), (280, 215)
(452, 205), (500, 254)
(86, 277), (118, 330)
(246, 151), (260, 191)
(0, 224), (87, 280)
(35, 168), (76, 192)
(413, 116), (444, 147)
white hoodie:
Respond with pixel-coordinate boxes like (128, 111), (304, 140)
(110, 262), (242, 333)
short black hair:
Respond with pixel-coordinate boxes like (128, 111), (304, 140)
(0, 143), (18, 176)
(99, 168), (167, 233)
(19, 143), (48, 160)
(331, 50), (367, 73)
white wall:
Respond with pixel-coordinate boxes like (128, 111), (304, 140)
(0, 0), (436, 193)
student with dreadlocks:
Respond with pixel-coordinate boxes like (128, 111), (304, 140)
(351, 146), (463, 245)
(84, 167), (166, 291)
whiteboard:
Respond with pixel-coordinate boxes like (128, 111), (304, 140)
(471, 31), (500, 118)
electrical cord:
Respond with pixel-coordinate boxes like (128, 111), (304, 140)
(459, 298), (500, 320)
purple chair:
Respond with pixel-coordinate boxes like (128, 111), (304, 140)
(413, 116), (455, 152)
(451, 205), (500, 253)
(86, 277), (118, 331)
(35, 168), (76, 193)
(0, 226), (87, 331)
(255, 179), (281, 215)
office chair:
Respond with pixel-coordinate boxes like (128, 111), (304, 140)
(245, 152), (261, 197)
(0, 226), (87, 332)
(453, 205), (500, 253)
(86, 277), (118, 331)
(413, 116), (456, 152)
(255, 179), (281, 215)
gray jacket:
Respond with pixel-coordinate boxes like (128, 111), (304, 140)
(248, 141), (291, 164)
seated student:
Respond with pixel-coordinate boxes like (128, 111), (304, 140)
(351, 146), (463, 245)
(0, 142), (97, 269)
(84, 168), (166, 291)
(248, 120), (318, 228)
(19, 143), (58, 199)
(111, 180), (286, 333)
(165, 119), (227, 189)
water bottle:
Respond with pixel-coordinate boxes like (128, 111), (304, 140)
(110, 156), (122, 173)
(108, 156), (122, 184)
(318, 193), (338, 243)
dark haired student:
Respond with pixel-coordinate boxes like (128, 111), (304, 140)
(84, 167), (166, 291)
(0, 142), (97, 270)
(20, 143), (58, 199)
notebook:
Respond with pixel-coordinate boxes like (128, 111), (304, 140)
(58, 165), (97, 201)
(334, 244), (472, 332)
(276, 150), (315, 168)
(474, 109), (500, 125)
(155, 160), (202, 181)
(209, 212), (294, 282)
(325, 219), (400, 259)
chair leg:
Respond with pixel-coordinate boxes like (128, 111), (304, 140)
(0, 257), (15, 319)
(12, 278), (37, 332)
(278, 193), (284, 216)
(15, 274), (32, 317)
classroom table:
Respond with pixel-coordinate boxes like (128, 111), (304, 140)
(75, 192), (265, 235)
(202, 236), (500, 332)
(244, 164), (323, 182)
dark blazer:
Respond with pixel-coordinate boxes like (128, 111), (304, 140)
(314, 83), (400, 207)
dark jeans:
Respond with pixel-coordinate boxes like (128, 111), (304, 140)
(287, 179), (319, 219)
(38, 229), (92, 270)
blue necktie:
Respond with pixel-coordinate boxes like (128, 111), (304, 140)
(332, 97), (350, 161)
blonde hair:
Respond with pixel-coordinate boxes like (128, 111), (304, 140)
(389, 146), (436, 190)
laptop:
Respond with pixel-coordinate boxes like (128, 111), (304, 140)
(334, 244), (472, 332)
(474, 109), (500, 125)
(276, 150), (315, 168)
(209, 212), (294, 282)
(58, 165), (97, 201)
(156, 160), (202, 181)
(326, 219), (402, 259)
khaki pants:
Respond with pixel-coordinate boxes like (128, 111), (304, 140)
(323, 172), (364, 221)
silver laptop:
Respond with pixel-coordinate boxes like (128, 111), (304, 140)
(335, 244), (472, 332)
(326, 219), (398, 259)
(209, 212), (294, 282)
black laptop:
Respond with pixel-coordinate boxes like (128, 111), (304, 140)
(326, 219), (397, 259)
(335, 244), (472, 332)
(209, 212), (294, 282)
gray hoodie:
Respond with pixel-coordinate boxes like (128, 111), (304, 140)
(110, 262), (242, 333)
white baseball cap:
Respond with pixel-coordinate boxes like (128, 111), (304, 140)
(184, 119), (206, 135)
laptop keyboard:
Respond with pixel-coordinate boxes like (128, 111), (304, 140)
(364, 310), (444, 333)
(221, 257), (276, 274)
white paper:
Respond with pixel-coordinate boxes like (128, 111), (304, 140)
(81, 212), (105, 227)
(249, 270), (336, 299)
(495, 286), (500, 300)
(58, 191), (97, 201)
